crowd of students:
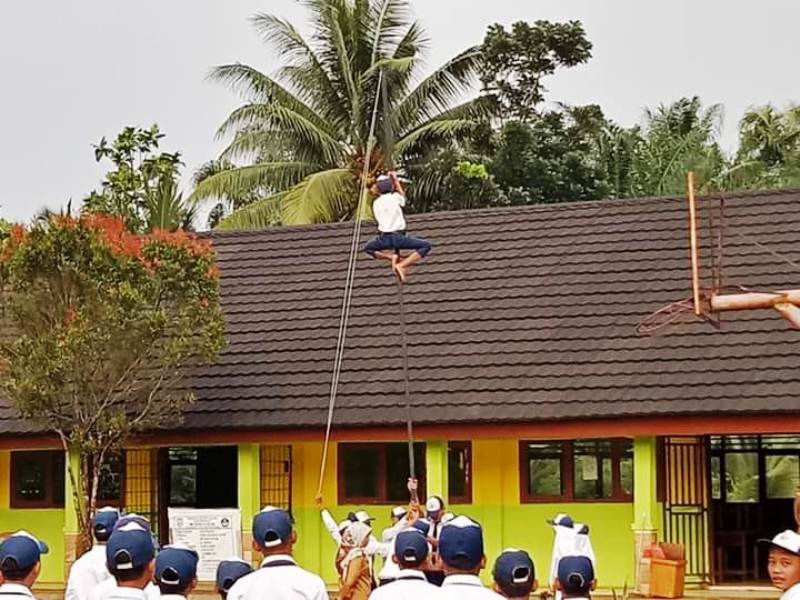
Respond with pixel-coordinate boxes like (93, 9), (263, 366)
(0, 499), (799, 599)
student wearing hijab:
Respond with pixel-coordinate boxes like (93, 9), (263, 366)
(338, 522), (373, 600)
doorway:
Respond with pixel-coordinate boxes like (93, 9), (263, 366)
(158, 446), (238, 542)
(711, 435), (800, 583)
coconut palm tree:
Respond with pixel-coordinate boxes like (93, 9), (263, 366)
(191, 0), (486, 229)
(629, 96), (726, 196)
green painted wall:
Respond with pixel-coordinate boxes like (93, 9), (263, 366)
(0, 450), (66, 584)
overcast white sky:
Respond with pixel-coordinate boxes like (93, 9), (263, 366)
(0, 0), (797, 223)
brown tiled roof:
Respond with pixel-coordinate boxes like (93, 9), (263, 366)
(3, 188), (800, 434)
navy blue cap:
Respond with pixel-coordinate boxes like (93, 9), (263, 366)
(376, 175), (394, 194)
(0, 531), (49, 572)
(94, 507), (121, 540)
(113, 513), (151, 533)
(253, 507), (293, 548)
(558, 556), (594, 594)
(394, 530), (429, 567)
(155, 545), (199, 588)
(216, 559), (253, 593)
(410, 519), (431, 537)
(547, 513), (574, 529)
(439, 516), (484, 570)
(493, 548), (535, 597)
(106, 522), (155, 572)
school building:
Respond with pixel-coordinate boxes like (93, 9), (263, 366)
(1, 187), (800, 593)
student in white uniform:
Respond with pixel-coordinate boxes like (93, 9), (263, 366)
(226, 506), (329, 600)
(555, 556), (596, 600)
(215, 558), (253, 599)
(573, 525), (596, 571)
(492, 549), (537, 600)
(103, 521), (157, 600)
(0, 531), (49, 600)
(759, 530), (800, 599)
(423, 496), (447, 586)
(154, 545), (199, 600)
(438, 516), (503, 600)
(364, 172), (432, 282)
(89, 515), (160, 600)
(370, 530), (442, 600)
(376, 507), (417, 586)
(66, 507), (120, 600)
(547, 514), (577, 600)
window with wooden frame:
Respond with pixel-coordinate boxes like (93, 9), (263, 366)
(520, 439), (633, 503)
(338, 443), (426, 504)
(95, 451), (125, 506)
(10, 450), (65, 509)
(448, 441), (472, 504)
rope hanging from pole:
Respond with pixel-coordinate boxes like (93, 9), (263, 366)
(316, 71), (385, 500)
(396, 278), (418, 503)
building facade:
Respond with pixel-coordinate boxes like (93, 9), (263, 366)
(2, 188), (800, 591)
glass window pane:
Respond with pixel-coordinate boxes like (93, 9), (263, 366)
(620, 457), (634, 496)
(14, 454), (47, 501)
(53, 453), (65, 506)
(385, 443), (425, 502)
(766, 455), (800, 499)
(527, 443), (563, 497)
(762, 436), (800, 450)
(574, 455), (599, 499)
(98, 453), (123, 501)
(711, 456), (721, 500)
(170, 465), (197, 505)
(724, 452), (759, 503)
(343, 447), (379, 499)
(448, 443), (470, 502)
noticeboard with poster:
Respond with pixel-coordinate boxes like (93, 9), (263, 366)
(167, 507), (243, 581)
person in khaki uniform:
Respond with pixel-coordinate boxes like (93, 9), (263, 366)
(339, 522), (373, 600)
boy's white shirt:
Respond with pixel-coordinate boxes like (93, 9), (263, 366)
(373, 192), (407, 232)
(782, 582), (800, 599)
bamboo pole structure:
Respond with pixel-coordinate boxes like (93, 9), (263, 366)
(684, 172), (800, 329)
(687, 172), (702, 316)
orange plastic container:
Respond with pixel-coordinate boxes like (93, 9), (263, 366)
(649, 543), (686, 598)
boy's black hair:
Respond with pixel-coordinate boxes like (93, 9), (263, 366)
(497, 574), (534, 598)
(94, 530), (112, 543)
(0, 557), (36, 582)
(111, 564), (148, 583)
(158, 581), (191, 596)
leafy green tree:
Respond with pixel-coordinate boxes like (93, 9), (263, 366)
(192, 0), (487, 228)
(479, 20), (592, 122)
(85, 125), (194, 232)
(407, 151), (506, 213)
(0, 215), (225, 549)
(490, 112), (609, 204)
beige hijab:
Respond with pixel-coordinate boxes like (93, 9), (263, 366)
(341, 521), (372, 569)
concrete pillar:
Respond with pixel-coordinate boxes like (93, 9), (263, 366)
(424, 440), (448, 502)
(237, 444), (261, 565)
(632, 436), (659, 594)
(63, 447), (82, 575)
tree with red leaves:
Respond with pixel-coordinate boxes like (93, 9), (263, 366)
(0, 214), (225, 550)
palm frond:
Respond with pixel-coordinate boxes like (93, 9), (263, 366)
(280, 168), (358, 224)
(251, 13), (348, 125)
(189, 162), (320, 204)
(392, 46), (481, 136)
(209, 64), (331, 132)
(215, 103), (345, 165)
(216, 192), (285, 230)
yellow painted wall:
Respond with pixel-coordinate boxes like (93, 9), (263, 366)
(0, 450), (66, 584)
